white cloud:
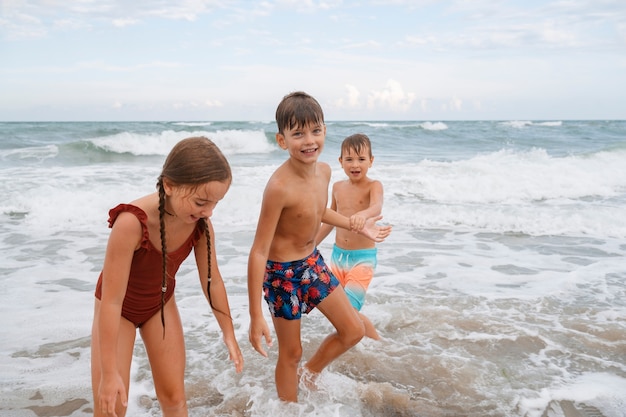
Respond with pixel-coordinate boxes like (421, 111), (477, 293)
(333, 85), (361, 109)
(449, 96), (462, 111)
(367, 80), (416, 112)
(111, 18), (139, 27)
(1, 1), (625, 120)
(205, 99), (224, 108)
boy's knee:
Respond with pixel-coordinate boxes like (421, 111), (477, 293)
(341, 322), (365, 347)
(283, 345), (303, 363)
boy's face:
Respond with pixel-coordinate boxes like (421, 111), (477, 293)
(276, 122), (326, 163)
(339, 146), (373, 181)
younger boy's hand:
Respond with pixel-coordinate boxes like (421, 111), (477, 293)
(249, 317), (273, 357)
(361, 215), (392, 242)
(350, 214), (366, 232)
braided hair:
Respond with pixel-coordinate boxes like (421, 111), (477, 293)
(156, 137), (232, 334)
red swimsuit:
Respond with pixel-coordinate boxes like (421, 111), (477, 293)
(94, 204), (203, 327)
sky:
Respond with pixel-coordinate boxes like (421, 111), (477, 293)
(1, 0), (625, 121)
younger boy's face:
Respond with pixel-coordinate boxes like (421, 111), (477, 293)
(339, 147), (373, 181)
(276, 122), (326, 163)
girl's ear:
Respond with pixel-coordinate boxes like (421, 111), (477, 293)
(276, 132), (287, 150)
(162, 178), (174, 196)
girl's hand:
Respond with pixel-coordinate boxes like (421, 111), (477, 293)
(223, 335), (244, 373)
(99, 373), (128, 417)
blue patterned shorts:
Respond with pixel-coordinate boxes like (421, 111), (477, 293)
(263, 248), (339, 320)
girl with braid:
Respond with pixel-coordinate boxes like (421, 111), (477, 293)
(91, 137), (243, 417)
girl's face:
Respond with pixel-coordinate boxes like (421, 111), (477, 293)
(165, 180), (230, 223)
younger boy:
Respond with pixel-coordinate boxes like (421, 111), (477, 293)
(315, 133), (383, 340)
(247, 92), (391, 402)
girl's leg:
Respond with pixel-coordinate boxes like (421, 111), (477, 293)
(91, 299), (136, 417)
(305, 285), (365, 373)
(271, 316), (302, 402)
(140, 298), (188, 417)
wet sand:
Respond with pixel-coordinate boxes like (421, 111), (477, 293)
(2, 388), (608, 417)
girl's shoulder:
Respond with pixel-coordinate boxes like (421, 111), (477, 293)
(108, 203), (147, 228)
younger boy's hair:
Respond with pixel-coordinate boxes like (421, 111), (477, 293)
(275, 91), (325, 134)
(341, 133), (373, 159)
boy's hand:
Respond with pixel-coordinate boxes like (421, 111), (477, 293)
(350, 214), (366, 232)
(248, 317), (273, 357)
(360, 215), (392, 242)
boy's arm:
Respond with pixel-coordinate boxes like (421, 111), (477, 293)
(351, 180), (384, 231)
(314, 184), (338, 245)
(247, 182), (284, 357)
(358, 180), (384, 218)
(322, 208), (391, 242)
(316, 223), (334, 246)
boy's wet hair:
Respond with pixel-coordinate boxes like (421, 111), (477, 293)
(341, 133), (373, 159)
(275, 91), (325, 134)
(156, 137), (232, 332)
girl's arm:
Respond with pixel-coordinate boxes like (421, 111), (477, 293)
(194, 219), (243, 373)
(98, 212), (141, 412)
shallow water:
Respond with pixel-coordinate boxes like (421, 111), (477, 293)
(1, 120), (625, 416)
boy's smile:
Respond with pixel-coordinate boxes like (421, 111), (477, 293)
(277, 122), (326, 163)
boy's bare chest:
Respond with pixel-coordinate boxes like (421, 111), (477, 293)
(336, 183), (370, 213)
(283, 179), (328, 221)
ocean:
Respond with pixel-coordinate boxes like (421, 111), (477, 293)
(0, 120), (625, 417)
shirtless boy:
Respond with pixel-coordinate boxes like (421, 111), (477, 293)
(316, 133), (383, 340)
(247, 92), (391, 402)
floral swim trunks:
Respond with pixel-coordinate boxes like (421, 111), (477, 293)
(263, 248), (339, 320)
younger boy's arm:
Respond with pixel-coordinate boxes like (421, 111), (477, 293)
(358, 179), (384, 218)
(351, 180), (384, 231)
(322, 208), (391, 242)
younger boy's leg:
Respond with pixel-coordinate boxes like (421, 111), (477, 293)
(341, 263), (380, 340)
(272, 317), (303, 402)
(357, 311), (380, 340)
(304, 285), (365, 374)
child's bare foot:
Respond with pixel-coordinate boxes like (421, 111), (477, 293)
(298, 365), (320, 391)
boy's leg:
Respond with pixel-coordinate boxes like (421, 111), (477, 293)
(141, 298), (188, 417)
(271, 316), (303, 402)
(343, 264), (380, 340)
(358, 310), (380, 340)
(304, 285), (364, 374)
